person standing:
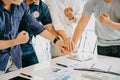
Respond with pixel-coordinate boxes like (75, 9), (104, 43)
(72, 0), (120, 58)
(20, 0), (58, 67)
(46, 0), (84, 58)
(0, 0), (67, 74)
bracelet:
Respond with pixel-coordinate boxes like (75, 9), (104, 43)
(53, 37), (60, 44)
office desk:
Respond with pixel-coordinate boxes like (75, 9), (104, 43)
(0, 61), (50, 80)
(51, 55), (120, 73)
(0, 55), (120, 80)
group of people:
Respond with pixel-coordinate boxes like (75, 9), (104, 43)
(0, 0), (120, 75)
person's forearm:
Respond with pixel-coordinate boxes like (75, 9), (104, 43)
(39, 29), (57, 41)
(72, 14), (90, 45)
(72, 21), (86, 45)
(57, 30), (69, 40)
(107, 20), (120, 31)
(45, 24), (59, 36)
(0, 39), (19, 50)
(0, 31), (29, 50)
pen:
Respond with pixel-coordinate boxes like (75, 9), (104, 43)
(20, 73), (32, 78)
(74, 68), (120, 76)
(74, 68), (97, 72)
(56, 63), (68, 67)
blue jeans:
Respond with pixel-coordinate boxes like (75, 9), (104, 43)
(97, 46), (120, 58)
(21, 43), (38, 67)
(22, 51), (38, 67)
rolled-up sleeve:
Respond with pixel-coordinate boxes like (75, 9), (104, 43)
(83, 0), (96, 17)
(73, 0), (84, 23)
(21, 3), (45, 36)
(40, 3), (52, 25)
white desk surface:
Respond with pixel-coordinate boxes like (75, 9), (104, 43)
(51, 55), (120, 73)
(0, 55), (120, 80)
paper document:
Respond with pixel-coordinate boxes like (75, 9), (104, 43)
(92, 62), (111, 72)
(74, 62), (111, 72)
(33, 67), (93, 80)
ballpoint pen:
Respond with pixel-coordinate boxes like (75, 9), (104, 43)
(20, 73), (32, 78)
(56, 63), (68, 67)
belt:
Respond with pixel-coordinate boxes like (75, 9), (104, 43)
(98, 37), (120, 41)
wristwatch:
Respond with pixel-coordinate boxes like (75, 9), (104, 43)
(53, 37), (60, 44)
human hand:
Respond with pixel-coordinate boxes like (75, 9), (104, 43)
(56, 40), (74, 57)
(60, 39), (75, 58)
(60, 48), (73, 58)
(64, 39), (75, 52)
(55, 40), (67, 53)
(16, 31), (29, 44)
(99, 13), (110, 25)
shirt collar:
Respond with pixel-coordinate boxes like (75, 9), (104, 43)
(0, 0), (17, 13)
(31, 0), (41, 6)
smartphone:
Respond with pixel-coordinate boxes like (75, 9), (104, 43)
(9, 76), (30, 80)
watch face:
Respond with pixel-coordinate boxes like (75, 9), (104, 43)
(53, 37), (60, 44)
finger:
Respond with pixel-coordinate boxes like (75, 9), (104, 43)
(64, 9), (67, 14)
(69, 41), (72, 52)
(61, 44), (67, 52)
(63, 43), (67, 49)
(67, 41), (70, 51)
(103, 13), (108, 17)
(61, 48), (68, 55)
(61, 49), (64, 54)
(64, 8), (68, 12)
(68, 41), (71, 52)
(69, 52), (73, 58)
(20, 31), (27, 35)
(71, 41), (74, 51)
(23, 32), (27, 35)
(60, 49), (65, 55)
(64, 40), (68, 51)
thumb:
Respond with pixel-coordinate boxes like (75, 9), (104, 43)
(103, 13), (108, 17)
(68, 52), (73, 58)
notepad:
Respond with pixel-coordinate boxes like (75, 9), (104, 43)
(74, 62), (111, 72)
(91, 62), (111, 72)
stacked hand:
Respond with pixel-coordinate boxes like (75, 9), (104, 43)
(64, 38), (75, 56)
(56, 38), (75, 58)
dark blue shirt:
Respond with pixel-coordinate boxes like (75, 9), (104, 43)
(0, 1), (45, 71)
(20, 0), (52, 56)
(30, 0), (52, 25)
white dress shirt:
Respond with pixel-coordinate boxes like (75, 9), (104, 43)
(46, 0), (84, 38)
